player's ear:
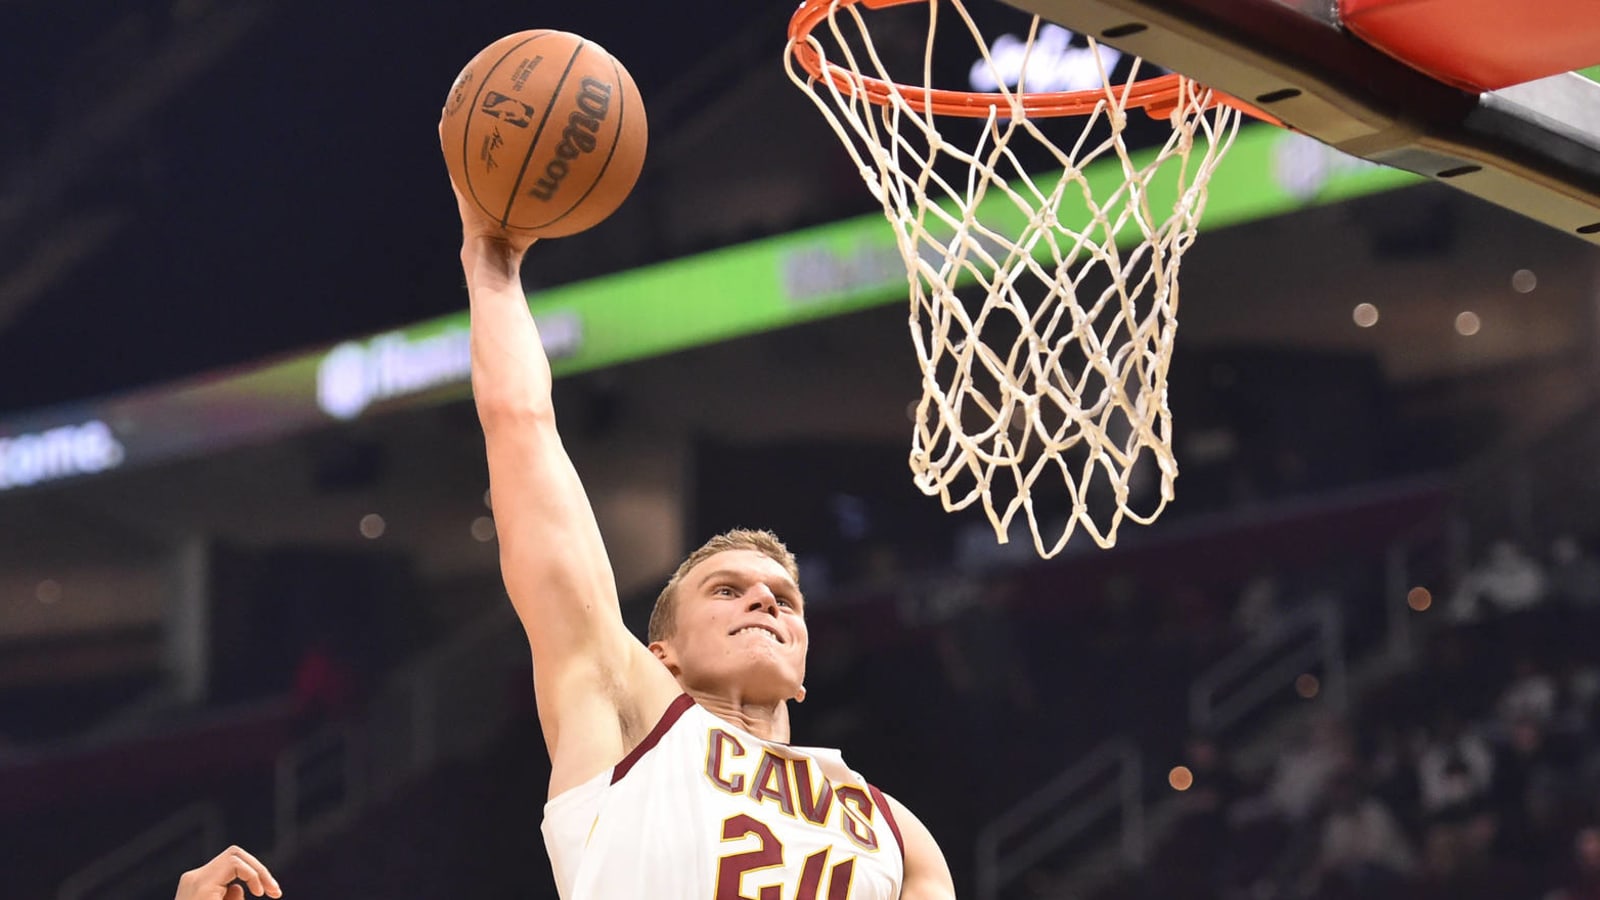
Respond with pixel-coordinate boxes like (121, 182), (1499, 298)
(649, 639), (680, 675)
(795, 684), (807, 703)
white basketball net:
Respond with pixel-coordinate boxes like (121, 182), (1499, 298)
(786, 0), (1242, 556)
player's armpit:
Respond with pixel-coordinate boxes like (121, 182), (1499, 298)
(884, 793), (958, 900)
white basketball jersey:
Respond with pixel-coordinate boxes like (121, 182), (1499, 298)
(542, 695), (905, 900)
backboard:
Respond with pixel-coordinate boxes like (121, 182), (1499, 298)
(998, 0), (1600, 245)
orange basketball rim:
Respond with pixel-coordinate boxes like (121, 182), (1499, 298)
(787, 0), (1280, 124)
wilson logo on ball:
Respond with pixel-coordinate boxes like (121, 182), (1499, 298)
(481, 91), (536, 128)
(528, 77), (612, 202)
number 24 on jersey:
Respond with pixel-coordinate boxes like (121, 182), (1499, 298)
(718, 814), (858, 900)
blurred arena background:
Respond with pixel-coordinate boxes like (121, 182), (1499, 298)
(4, 2), (1600, 899)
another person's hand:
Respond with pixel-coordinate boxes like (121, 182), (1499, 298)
(174, 846), (281, 900)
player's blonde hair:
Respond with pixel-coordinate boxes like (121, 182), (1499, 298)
(647, 528), (799, 644)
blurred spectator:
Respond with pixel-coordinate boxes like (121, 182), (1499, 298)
(1183, 734), (1244, 818)
(1096, 574), (1150, 655)
(859, 543), (904, 593)
(1411, 815), (1536, 900)
(1492, 717), (1572, 867)
(1365, 724), (1425, 837)
(1404, 629), (1500, 730)
(1551, 826), (1600, 900)
(1498, 657), (1560, 729)
(1232, 573), (1286, 644)
(1564, 661), (1600, 735)
(1159, 732), (1246, 891)
(1160, 583), (1227, 653)
(1550, 535), (1600, 610)
(1268, 715), (1355, 823)
(291, 636), (358, 733)
(1313, 771), (1416, 896)
(1449, 540), (1548, 622)
(1150, 736), (1236, 900)
(930, 579), (1034, 718)
(1416, 713), (1495, 823)
(1123, 530), (1600, 900)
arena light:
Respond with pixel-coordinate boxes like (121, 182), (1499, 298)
(967, 25), (1127, 94)
(1295, 673), (1320, 698)
(1168, 766), (1193, 791)
(35, 579), (62, 604)
(471, 516), (497, 543)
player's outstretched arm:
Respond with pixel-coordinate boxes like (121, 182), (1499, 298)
(885, 795), (959, 900)
(454, 186), (676, 786)
(173, 846), (280, 900)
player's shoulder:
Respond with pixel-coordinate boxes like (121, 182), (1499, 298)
(875, 791), (957, 900)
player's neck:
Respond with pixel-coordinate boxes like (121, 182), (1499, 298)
(692, 692), (792, 743)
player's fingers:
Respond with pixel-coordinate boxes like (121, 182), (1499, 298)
(225, 846), (281, 897)
(226, 858), (265, 897)
(224, 885), (245, 900)
(209, 848), (267, 898)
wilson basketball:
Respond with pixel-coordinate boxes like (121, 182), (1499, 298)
(440, 31), (647, 238)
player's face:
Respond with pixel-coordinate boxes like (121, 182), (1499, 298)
(661, 550), (809, 702)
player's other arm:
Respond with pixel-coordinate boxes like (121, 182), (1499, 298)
(457, 193), (674, 772)
(885, 794), (958, 900)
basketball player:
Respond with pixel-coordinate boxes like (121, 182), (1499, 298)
(457, 168), (957, 895)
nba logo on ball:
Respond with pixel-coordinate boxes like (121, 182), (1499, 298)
(440, 30), (648, 238)
(481, 91), (535, 128)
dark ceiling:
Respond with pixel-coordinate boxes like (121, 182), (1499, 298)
(0, 0), (825, 415)
(4, 1), (1595, 424)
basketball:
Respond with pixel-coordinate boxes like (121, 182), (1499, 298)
(440, 30), (647, 238)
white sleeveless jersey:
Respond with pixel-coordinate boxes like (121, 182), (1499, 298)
(542, 695), (905, 900)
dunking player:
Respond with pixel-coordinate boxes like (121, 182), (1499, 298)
(170, 187), (956, 900)
(455, 172), (956, 898)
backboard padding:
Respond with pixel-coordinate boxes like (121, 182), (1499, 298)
(1002, 0), (1600, 244)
